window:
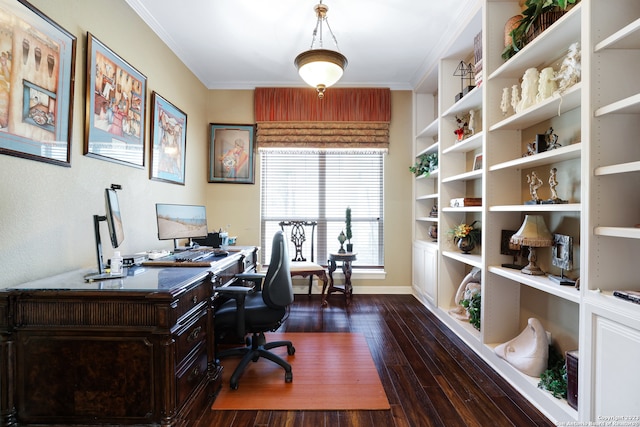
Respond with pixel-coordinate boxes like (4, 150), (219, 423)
(260, 149), (384, 268)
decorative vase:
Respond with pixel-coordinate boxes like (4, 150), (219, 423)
(428, 224), (438, 241)
(346, 243), (353, 253)
(457, 237), (475, 254)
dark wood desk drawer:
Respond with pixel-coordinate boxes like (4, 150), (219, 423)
(176, 345), (208, 408)
(175, 309), (207, 364)
(175, 281), (210, 320)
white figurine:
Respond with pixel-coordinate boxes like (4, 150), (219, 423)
(510, 84), (520, 114)
(449, 268), (481, 320)
(554, 42), (581, 95)
(495, 317), (550, 377)
(517, 67), (539, 113)
(500, 87), (510, 116)
(468, 109), (476, 135)
(536, 67), (557, 103)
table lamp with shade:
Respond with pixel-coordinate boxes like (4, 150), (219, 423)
(510, 215), (553, 276)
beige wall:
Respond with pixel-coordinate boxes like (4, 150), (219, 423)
(0, 0), (413, 291)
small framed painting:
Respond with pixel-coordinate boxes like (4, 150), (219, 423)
(149, 92), (187, 185)
(208, 123), (255, 184)
(0, 0), (77, 167)
(473, 153), (483, 171)
(84, 32), (147, 168)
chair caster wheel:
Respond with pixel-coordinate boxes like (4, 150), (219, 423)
(285, 372), (293, 383)
(287, 345), (296, 356)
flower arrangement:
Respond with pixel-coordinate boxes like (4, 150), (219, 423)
(448, 220), (481, 246)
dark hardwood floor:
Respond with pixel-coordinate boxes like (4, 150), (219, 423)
(197, 294), (555, 427)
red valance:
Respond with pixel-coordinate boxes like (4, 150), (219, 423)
(254, 88), (390, 150)
(254, 87), (391, 122)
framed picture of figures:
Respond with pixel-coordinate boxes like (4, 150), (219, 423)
(149, 92), (187, 185)
(208, 123), (255, 184)
(84, 32), (146, 168)
(0, 0), (77, 167)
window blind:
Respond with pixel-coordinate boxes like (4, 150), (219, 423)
(260, 149), (384, 268)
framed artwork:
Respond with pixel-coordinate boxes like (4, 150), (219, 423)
(552, 233), (573, 271)
(0, 0), (76, 167)
(149, 92), (187, 185)
(473, 153), (483, 170)
(208, 123), (255, 184)
(84, 32), (147, 168)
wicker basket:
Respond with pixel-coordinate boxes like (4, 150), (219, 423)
(524, 10), (566, 44)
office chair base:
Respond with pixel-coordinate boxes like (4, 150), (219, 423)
(217, 332), (295, 390)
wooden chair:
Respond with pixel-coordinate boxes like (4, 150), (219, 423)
(279, 220), (328, 296)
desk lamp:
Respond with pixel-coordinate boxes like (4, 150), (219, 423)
(510, 215), (553, 276)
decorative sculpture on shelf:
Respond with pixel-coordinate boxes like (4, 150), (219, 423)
(526, 171), (543, 204)
(500, 87), (511, 116)
(449, 267), (481, 323)
(554, 42), (581, 95)
(541, 167), (568, 205)
(511, 84), (520, 114)
(454, 115), (468, 142)
(536, 67), (557, 103)
(545, 127), (561, 150)
(468, 109), (476, 136)
(494, 317), (550, 377)
(517, 67), (540, 113)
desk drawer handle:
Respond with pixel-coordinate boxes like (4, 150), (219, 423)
(192, 295), (198, 304)
(187, 326), (202, 343)
(188, 365), (201, 382)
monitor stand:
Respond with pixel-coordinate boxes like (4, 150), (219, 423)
(84, 214), (127, 282)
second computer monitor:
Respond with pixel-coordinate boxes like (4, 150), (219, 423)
(155, 203), (208, 247)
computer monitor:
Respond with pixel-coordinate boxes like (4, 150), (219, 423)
(155, 203), (208, 249)
(84, 186), (126, 281)
(105, 188), (124, 248)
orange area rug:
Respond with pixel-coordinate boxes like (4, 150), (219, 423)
(211, 332), (390, 411)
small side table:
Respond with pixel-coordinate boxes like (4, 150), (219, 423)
(323, 252), (357, 306)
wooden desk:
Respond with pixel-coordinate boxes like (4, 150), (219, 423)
(0, 247), (257, 427)
(323, 252), (357, 306)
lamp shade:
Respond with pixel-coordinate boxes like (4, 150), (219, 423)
(295, 49), (347, 90)
(510, 215), (553, 248)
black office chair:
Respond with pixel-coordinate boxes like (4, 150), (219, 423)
(214, 230), (295, 390)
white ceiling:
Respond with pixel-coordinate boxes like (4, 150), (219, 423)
(125, 0), (479, 91)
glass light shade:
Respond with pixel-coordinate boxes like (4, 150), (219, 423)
(295, 49), (347, 89)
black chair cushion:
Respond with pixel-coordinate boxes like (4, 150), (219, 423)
(215, 292), (287, 332)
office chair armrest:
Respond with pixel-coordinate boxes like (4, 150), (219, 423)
(216, 286), (253, 338)
(235, 272), (266, 291)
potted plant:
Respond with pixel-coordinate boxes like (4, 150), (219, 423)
(345, 207), (353, 252)
(502, 0), (579, 61)
(409, 152), (438, 177)
(448, 220), (481, 254)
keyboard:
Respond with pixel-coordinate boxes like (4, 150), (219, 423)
(142, 248), (229, 267)
(173, 249), (211, 262)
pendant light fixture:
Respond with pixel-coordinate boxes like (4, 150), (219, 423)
(294, 1), (348, 99)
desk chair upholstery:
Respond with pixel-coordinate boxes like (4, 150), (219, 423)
(279, 220), (328, 295)
(215, 230), (295, 389)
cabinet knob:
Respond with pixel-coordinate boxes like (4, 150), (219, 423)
(187, 326), (202, 343)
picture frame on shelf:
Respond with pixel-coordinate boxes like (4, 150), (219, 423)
(0, 0), (77, 167)
(473, 153), (483, 171)
(549, 233), (575, 286)
(149, 92), (187, 185)
(84, 32), (147, 168)
(208, 123), (255, 184)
